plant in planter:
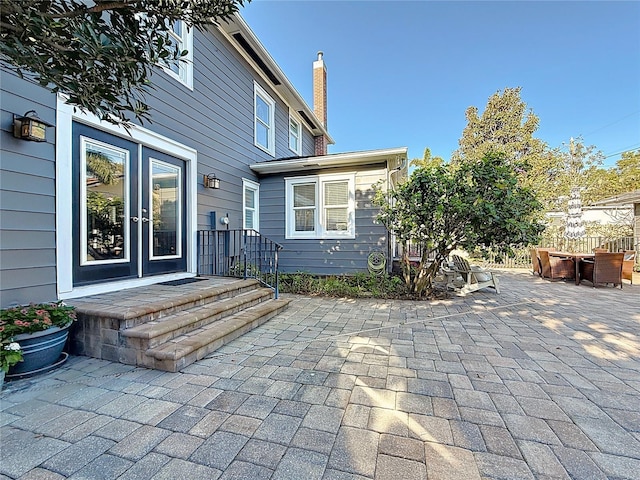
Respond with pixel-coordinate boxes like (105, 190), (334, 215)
(1, 341), (23, 372)
(1, 340), (23, 388)
(0, 301), (77, 377)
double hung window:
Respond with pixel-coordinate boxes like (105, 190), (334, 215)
(286, 174), (355, 239)
(289, 114), (302, 155)
(243, 179), (260, 230)
(163, 20), (193, 88)
(254, 83), (275, 156)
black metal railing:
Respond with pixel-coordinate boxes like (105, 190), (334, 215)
(197, 229), (283, 298)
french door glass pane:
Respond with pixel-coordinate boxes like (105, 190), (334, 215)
(83, 140), (128, 263)
(151, 160), (180, 257)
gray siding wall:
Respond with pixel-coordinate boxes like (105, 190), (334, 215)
(139, 25), (317, 232)
(0, 70), (58, 308)
(259, 166), (389, 275)
(0, 23), (321, 307)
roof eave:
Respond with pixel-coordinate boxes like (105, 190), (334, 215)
(589, 189), (640, 206)
(219, 13), (334, 144)
(250, 147), (408, 174)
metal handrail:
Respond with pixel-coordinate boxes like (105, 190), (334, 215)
(197, 229), (283, 298)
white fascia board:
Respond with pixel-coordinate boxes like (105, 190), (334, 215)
(250, 147), (408, 174)
(220, 13), (334, 144)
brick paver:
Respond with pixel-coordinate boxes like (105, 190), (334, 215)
(1, 270), (639, 479)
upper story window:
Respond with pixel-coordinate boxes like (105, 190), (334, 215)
(285, 174), (355, 239)
(243, 179), (260, 230)
(163, 20), (193, 89)
(254, 82), (275, 156)
(289, 114), (302, 155)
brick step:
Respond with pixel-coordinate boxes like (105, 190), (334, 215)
(145, 297), (292, 372)
(74, 278), (262, 329)
(121, 287), (275, 349)
(70, 277), (291, 372)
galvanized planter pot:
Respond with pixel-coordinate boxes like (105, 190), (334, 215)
(7, 324), (71, 378)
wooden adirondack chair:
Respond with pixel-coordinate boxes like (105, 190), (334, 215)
(449, 255), (500, 294)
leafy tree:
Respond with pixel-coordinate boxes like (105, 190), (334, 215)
(375, 152), (544, 296)
(451, 87), (546, 167)
(553, 137), (605, 207)
(410, 147), (444, 169)
(613, 149), (640, 194)
(0, 0), (249, 125)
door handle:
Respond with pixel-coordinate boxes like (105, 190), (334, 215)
(141, 217), (150, 223)
(131, 216), (139, 223)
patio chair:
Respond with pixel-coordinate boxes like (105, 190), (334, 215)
(579, 252), (624, 288)
(621, 250), (636, 284)
(531, 247), (556, 277)
(538, 249), (574, 281)
(593, 247), (609, 253)
(449, 255), (500, 294)
(530, 248), (540, 276)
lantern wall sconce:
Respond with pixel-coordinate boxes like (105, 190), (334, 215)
(204, 173), (220, 189)
(13, 110), (54, 142)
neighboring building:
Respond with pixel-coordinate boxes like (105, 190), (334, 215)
(590, 189), (640, 252)
(0, 13), (407, 308)
(546, 205), (633, 227)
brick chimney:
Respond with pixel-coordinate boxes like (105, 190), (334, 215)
(313, 51), (328, 156)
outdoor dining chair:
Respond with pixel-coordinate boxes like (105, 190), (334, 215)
(531, 247), (556, 277)
(579, 252), (624, 288)
(538, 249), (574, 281)
(621, 250), (636, 284)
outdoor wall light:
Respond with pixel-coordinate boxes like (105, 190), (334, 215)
(13, 110), (53, 142)
(204, 173), (220, 189)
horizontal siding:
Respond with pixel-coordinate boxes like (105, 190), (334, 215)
(1, 21), (328, 306)
(0, 70), (58, 307)
(1, 285), (58, 309)
(0, 210), (56, 231)
(260, 167), (389, 275)
(137, 26), (310, 232)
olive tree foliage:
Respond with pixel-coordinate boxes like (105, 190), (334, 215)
(0, 0), (249, 125)
(375, 152), (544, 296)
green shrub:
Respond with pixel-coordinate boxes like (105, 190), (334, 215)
(278, 272), (410, 299)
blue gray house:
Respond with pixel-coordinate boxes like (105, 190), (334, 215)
(0, 13), (408, 309)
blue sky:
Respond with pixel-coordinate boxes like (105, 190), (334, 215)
(241, 0), (640, 168)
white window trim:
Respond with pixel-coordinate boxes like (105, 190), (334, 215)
(288, 111), (302, 155)
(254, 82), (276, 156)
(162, 20), (194, 90)
(242, 178), (260, 231)
(149, 158), (183, 260)
(285, 173), (356, 240)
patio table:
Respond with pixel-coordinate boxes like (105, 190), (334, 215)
(549, 251), (595, 285)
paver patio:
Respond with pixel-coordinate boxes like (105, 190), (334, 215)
(1, 269), (639, 479)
